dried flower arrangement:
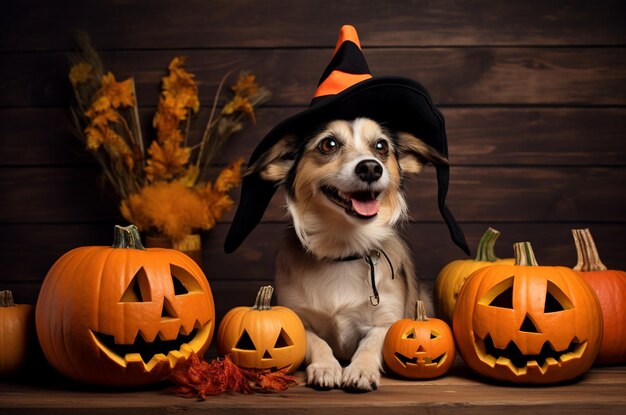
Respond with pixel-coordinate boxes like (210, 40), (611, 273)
(68, 33), (270, 242)
(169, 352), (297, 398)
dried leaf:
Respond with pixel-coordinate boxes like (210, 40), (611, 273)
(169, 353), (298, 399)
(255, 369), (298, 391)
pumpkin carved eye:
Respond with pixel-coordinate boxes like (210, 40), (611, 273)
(274, 329), (293, 348)
(234, 329), (256, 351)
(170, 264), (203, 295)
(544, 280), (573, 313)
(120, 267), (151, 302)
(430, 329), (441, 340)
(479, 276), (514, 309)
(403, 328), (416, 339)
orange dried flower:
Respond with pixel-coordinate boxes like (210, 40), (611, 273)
(69, 62), (93, 86)
(93, 72), (135, 110)
(120, 178), (236, 241)
(231, 73), (259, 98)
(222, 95), (256, 122)
(85, 125), (134, 169)
(196, 182), (234, 230)
(85, 108), (119, 127)
(145, 140), (190, 181)
(121, 181), (208, 241)
(162, 56), (200, 113)
(215, 158), (243, 192)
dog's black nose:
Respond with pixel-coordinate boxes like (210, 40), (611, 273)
(355, 160), (383, 183)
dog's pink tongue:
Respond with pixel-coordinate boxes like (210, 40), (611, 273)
(351, 198), (380, 216)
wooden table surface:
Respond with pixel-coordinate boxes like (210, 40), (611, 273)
(1, 360), (625, 415)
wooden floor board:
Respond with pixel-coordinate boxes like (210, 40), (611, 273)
(1, 364), (624, 414)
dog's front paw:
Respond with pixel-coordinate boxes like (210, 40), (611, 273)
(341, 362), (380, 392)
(306, 361), (343, 389)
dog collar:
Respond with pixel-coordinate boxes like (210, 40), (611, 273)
(332, 249), (395, 306)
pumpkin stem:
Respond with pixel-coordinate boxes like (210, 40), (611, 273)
(112, 224), (145, 250)
(513, 242), (539, 266)
(252, 285), (274, 311)
(572, 228), (608, 272)
(475, 227), (502, 262)
(0, 290), (15, 307)
(415, 300), (428, 321)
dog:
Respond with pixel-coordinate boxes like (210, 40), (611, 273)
(248, 117), (447, 391)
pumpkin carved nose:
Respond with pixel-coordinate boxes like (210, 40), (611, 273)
(262, 350), (273, 359)
(519, 314), (540, 333)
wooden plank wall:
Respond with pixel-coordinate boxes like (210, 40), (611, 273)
(1, 0), (625, 323)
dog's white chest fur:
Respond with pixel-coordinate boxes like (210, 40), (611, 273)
(275, 231), (408, 361)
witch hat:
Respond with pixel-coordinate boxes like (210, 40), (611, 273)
(225, 25), (470, 255)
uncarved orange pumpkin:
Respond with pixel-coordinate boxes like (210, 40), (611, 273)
(434, 227), (514, 324)
(36, 225), (215, 386)
(217, 285), (305, 373)
(453, 242), (602, 384)
(572, 228), (626, 365)
(0, 290), (35, 377)
(383, 300), (455, 379)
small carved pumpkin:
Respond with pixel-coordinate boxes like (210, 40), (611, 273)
(572, 228), (626, 365)
(217, 285), (305, 373)
(383, 300), (455, 379)
(36, 225), (215, 386)
(453, 242), (603, 384)
(0, 290), (35, 377)
(435, 227), (514, 324)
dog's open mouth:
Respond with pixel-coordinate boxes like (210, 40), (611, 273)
(321, 185), (381, 219)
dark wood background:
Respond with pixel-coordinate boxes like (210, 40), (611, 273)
(1, 0), (625, 323)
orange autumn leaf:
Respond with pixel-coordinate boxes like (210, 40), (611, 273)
(215, 158), (244, 192)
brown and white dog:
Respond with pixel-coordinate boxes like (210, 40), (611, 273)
(248, 117), (446, 391)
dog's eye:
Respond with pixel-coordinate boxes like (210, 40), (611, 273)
(375, 139), (389, 156)
(318, 137), (339, 154)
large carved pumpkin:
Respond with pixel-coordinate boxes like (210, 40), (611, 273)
(453, 242), (602, 384)
(572, 228), (626, 365)
(217, 285), (305, 373)
(435, 227), (514, 324)
(36, 225), (215, 386)
(383, 300), (455, 379)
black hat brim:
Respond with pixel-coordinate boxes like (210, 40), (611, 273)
(224, 76), (470, 255)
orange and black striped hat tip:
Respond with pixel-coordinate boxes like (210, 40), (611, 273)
(333, 25), (362, 54)
(312, 25), (373, 102)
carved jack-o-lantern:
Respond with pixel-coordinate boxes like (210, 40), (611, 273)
(453, 242), (602, 384)
(36, 225), (215, 386)
(383, 301), (456, 379)
(217, 286), (305, 373)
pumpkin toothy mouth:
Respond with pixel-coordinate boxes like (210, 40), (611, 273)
(393, 351), (447, 368)
(90, 320), (212, 371)
(474, 334), (587, 375)
(321, 185), (381, 219)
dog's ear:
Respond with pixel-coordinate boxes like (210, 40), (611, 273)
(396, 132), (448, 174)
(247, 134), (299, 182)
